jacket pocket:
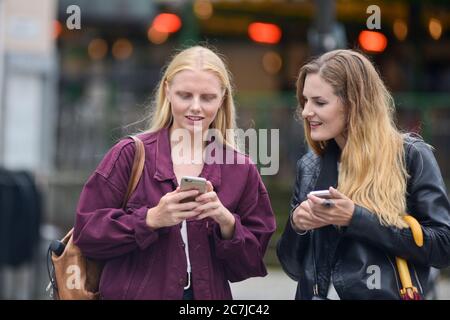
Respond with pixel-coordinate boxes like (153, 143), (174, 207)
(130, 248), (157, 299)
(99, 254), (136, 299)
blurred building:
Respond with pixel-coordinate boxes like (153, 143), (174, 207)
(0, 0), (57, 175)
(50, 0), (450, 228)
(0, 0), (57, 299)
(0, 0), (450, 298)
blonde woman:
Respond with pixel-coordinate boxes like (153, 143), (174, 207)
(277, 49), (450, 299)
(74, 46), (276, 300)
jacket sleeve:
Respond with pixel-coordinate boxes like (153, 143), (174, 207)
(212, 164), (276, 282)
(346, 140), (450, 268)
(73, 140), (161, 260)
(276, 157), (312, 281)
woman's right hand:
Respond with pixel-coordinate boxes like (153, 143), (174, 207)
(146, 188), (201, 229)
(291, 200), (329, 232)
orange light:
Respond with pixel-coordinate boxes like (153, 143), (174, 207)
(88, 38), (108, 60)
(262, 51), (282, 75)
(152, 13), (182, 33)
(147, 26), (169, 45)
(248, 22), (281, 44)
(358, 30), (387, 53)
(112, 39), (133, 60)
(194, 0), (213, 20)
(53, 20), (62, 39)
(428, 18), (442, 40)
(393, 19), (408, 41)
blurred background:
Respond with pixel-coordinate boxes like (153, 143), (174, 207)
(0, 0), (449, 299)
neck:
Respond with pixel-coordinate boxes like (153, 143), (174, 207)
(169, 126), (205, 163)
(334, 134), (347, 151)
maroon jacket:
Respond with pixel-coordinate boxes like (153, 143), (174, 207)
(73, 128), (276, 299)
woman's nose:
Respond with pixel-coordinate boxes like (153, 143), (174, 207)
(189, 96), (201, 113)
(302, 103), (313, 119)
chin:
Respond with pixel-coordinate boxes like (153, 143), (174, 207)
(185, 124), (205, 134)
(310, 135), (333, 143)
(310, 134), (324, 141)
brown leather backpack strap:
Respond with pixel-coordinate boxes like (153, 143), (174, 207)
(122, 136), (145, 208)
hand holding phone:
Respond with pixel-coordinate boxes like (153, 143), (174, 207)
(308, 190), (332, 199)
(179, 176), (207, 203)
(146, 177), (206, 229)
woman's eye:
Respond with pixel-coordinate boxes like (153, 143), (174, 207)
(202, 95), (217, 102)
(316, 101), (326, 106)
(177, 92), (191, 99)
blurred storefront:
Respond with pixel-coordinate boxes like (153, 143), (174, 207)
(0, 0), (57, 174)
(52, 0), (450, 231)
(0, 0), (56, 299)
(0, 0), (449, 298)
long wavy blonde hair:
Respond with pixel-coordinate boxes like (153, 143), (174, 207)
(296, 49), (409, 228)
(147, 46), (238, 149)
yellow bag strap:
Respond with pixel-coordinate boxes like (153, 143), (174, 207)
(395, 215), (423, 299)
(403, 216), (423, 247)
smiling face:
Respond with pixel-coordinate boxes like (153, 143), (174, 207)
(166, 69), (224, 135)
(301, 73), (347, 149)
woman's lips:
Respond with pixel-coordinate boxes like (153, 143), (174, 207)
(309, 121), (322, 129)
(185, 115), (204, 122)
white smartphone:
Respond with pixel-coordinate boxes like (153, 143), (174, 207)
(179, 176), (207, 202)
(308, 190), (332, 199)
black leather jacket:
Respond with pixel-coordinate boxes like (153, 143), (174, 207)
(277, 136), (450, 299)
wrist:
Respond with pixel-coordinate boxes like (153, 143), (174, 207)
(219, 211), (235, 240)
(343, 203), (355, 226)
(146, 207), (159, 229)
(290, 212), (308, 235)
(227, 211), (236, 225)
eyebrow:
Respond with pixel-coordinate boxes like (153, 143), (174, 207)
(176, 90), (219, 96)
(304, 96), (325, 99)
(303, 95), (326, 100)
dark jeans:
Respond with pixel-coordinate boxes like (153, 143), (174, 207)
(183, 287), (194, 300)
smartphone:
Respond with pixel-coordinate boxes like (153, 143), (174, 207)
(308, 190), (332, 199)
(179, 176), (207, 203)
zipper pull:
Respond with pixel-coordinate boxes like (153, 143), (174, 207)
(313, 284), (319, 296)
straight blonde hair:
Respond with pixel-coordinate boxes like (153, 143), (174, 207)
(148, 46), (238, 150)
(296, 49), (409, 228)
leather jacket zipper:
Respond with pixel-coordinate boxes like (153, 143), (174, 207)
(412, 264), (424, 295)
(385, 254), (401, 296)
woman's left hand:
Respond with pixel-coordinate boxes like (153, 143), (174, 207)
(195, 181), (236, 239)
(307, 187), (355, 227)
